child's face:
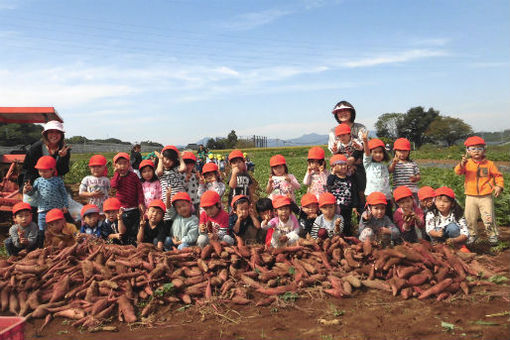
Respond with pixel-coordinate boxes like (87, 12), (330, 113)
(335, 109), (352, 123)
(204, 204), (220, 218)
(83, 213), (99, 227)
(272, 165), (286, 176)
(397, 196), (414, 213)
(235, 201), (250, 220)
(258, 209), (274, 221)
(276, 206), (291, 222)
(371, 147), (385, 162)
(162, 156), (175, 169)
(435, 195), (453, 216)
(204, 172), (217, 183)
(175, 200), (192, 218)
(141, 166), (154, 181)
(230, 158), (246, 171)
(38, 168), (54, 179)
(47, 219), (65, 233)
(302, 203), (319, 217)
(308, 160), (321, 171)
(421, 197), (434, 209)
(319, 204), (336, 219)
(90, 165), (105, 177)
(395, 150), (410, 161)
(337, 133), (351, 144)
(104, 209), (118, 223)
(147, 207), (164, 224)
(466, 145), (485, 161)
(185, 162), (195, 173)
(333, 163), (348, 176)
(14, 210), (32, 228)
(115, 158), (129, 175)
(369, 204), (386, 219)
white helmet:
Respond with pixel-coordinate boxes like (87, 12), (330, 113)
(43, 120), (65, 133)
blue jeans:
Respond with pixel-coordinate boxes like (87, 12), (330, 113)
(433, 222), (461, 243)
(153, 236), (173, 251)
(38, 210), (48, 231)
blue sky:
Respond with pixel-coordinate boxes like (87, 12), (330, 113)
(1, 0), (509, 146)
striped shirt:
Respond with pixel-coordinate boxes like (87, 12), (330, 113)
(311, 214), (343, 239)
(392, 161), (420, 192)
(110, 171), (144, 208)
(160, 168), (186, 220)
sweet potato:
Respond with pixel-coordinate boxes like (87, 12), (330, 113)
(400, 287), (413, 300)
(256, 284), (296, 295)
(209, 239), (223, 257)
(460, 281), (469, 295)
(255, 296), (277, 306)
(407, 273), (429, 286)
(9, 292), (19, 315)
(118, 295), (137, 323)
(241, 274), (263, 289)
(1, 285), (9, 312)
(232, 296), (251, 305)
(149, 263), (169, 280)
(197, 259), (209, 273)
(324, 288), (344, 298)
(50, 274), (70, 302)
(55, 308), (86, 320)
(469, 260), (496, 279)
(418, 278), (452, 300)
(85, 280), (99, 302)
(91, 299), (109, 315)
(361, 279), (391, 292)
(383, 257), (401, 271)
(362, 240), (372, 257)
(396, 266), (420, 279)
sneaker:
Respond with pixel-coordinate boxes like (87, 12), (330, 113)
(488, 236), (499, 246)
(459, 245), (471, 253)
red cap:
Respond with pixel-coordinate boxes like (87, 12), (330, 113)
(171, 192), (191, 204)
(202, 162), (219, 174)
(182, 151), (197, 162)
(228, 149), (245, 162)
(417, 186), (436, 201)
(113, 152), (130, 163)
(335, 123), (352, 136)
(435, 186), (455, 199)
(368, 138), (385, 151)
(149, 199), (167, 211)
(307, 147), (325, 160)
(162, 145), (179, 154)
(272, 195), (292, 209)
(12, 202), (32, 215)
(393, 186), (413, 202)
(318, 192), (336, 207)
(300, 193), (318, 207)
(46, 208), (65, 223)
(200, 191), (221, 207)
(270, 154), (286, 167)
(464, 136), (486, 147)
(81, 204), (100, 218)
(231, 194), (249, 208)
(103, 197), (121, 211)
(35, 156), (56, 170)
(366, 192), (387, 206)
(330, 154), (347, 166)
(139, 159), (155, 170)
(89, 155), (107, 167)
(393, 138), (411, 151)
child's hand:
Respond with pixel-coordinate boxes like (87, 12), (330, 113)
(268, 177), (274, 187)
(91, 190), (104, 198)
(23, 182), (32, 194)
(155, 151), (163, 160)
(117, 207), (125, 220)
(139, 215), (146, 229)
(19, 236), (29, 245)
(493, 185), (503, 198)
(198, 174), (205, 184)
(199, 223), (207, 233)
(445, 238), (455, 247)
(319, 163), (325, 172)
(334, 218), (342, 232)
(331, 143), (338, 153)
(110, 233), (121, 240)
(307, 164), (314, 174)
(409, 175), (419, 182)
(379, 227), (391, 235)
(58, 144), (71, 158)
(279, 234), (288, 243)
(352, 140), (363, 151)
(435, 229), (444, 238)
(172, 237), (181, 245)
(361, 130), (369, 141)
(231, 166), (240, 176)
(460, 152), (468, 166)
(352, 208), (359, 216)
(284, 174), (290, 182)
(362, 210), (371, 221)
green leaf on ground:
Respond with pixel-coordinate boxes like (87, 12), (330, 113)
(472, 320), (499, 326)
(441, 321), (455, 331)
(488, 275), (509, 284)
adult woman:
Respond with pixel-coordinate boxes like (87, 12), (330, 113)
(328, 100), (367, 154)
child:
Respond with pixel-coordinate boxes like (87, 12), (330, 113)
(155, 145), (186, 222)
(361, 131), (392, 217)
(139, 159), (162, 208)
(136, 199), (171, 250)
(110, 152), (145, 245)
(169, 192), (199, 249)
(359, 192), (400, 247)
(311, 192), (343, 240)
(182, 152), (200, 213)
(255, 197), (273, 243)
(197, 191), (233, 247)
(227, 149), (254, 207)
(425, 186), (469, 250)
(4, 202), (38, 256)
(100, 197), (123, 243)
(44, 208), (78, 248)
(229, 195), (261, 244)
(454, 136), (504, 245)
(303, 147), (329, 199)
(297, 193), (320, 238)
(130, 144), (142, 177)
(80, 204), (102, 237)
(418, 186), (436, 215)
(266, 154), (300, 202)
(388, 138), (420, 196)
(198, 163), (226, 199)
(79, 155), (110, 212)
(392, 186), (425, 243)
(261, 195), (300, 248)
(327, 154), (360, 236)
(23, 155), (68, 247)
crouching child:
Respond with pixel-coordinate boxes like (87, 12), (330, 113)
(4, 202), (38, 256)
(197, 191), (233, 247)
(261, 195), (300, 248)
(229, 195), (261, 244)
(44, 208), (78, 248)
(80, 204), (102, 237)
(136, 199), (171, 251)
(393, 186), (425, 243)
(311, 192), (343, 240)
(169, 192), (199, 250)
(358, 192), (400, 247)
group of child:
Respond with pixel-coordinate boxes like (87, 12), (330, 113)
(5, 133), (504, 256)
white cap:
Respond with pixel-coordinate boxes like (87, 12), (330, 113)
(332, 103), (353, 112)
(43, 120), (65, 133)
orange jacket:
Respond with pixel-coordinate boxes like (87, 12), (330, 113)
(454, 158), (504, 196)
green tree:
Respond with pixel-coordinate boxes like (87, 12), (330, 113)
(400, 107), (440, 148)
(66, 136), (89, 144)
(226, 130), (238, 149)
(425, 116), (473, 146)
(375, 113), (405, 140)
(0, 123), (43, 146)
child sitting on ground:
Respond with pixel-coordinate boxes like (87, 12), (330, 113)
(80, 204), (102, 237)
(418, 186), (436, 215)
(227, 150), (254, 208)
(229, 195), (261, 244)
(359, 192), (400, 247)
(311, 192), (343, 240)
(297, 193), (320, 238)
(454, 136), (504, 245)
(261, 195), (300, 248)
(44, 208), (78, 248)
(139, 159), (162, 209)
(4, 202), (38, 256)
(100, 197), (123, 243)
(169, 192), (199, 250)
(302, 147), (329, 199)
(197, 191), (233, 247)
(392, 186), (425, 243)
(136, 199), (171, 250)
(255, 197), (273, 243)
(79, 155), (110, 212)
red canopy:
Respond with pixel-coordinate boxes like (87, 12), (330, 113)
(0, 107), (63, 124)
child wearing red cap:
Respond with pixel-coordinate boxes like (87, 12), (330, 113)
(359, 192), (399, 247)
(79, 204), (102, 237)
(198, 163), (226, 203)
(297, 193), (320, 238)
(169, 192), (199, 249)
(44, 208), (78, 248)
(197, 191), (233, 248)
(139, 159), (162, 209)
(392, 186), (425, 243)
(4, 202), (39, 255)
(425, 187), (469, 249)
(303, 147), (329, 199)
(261, 195), (300, 248)
(100, 197), (123, 242)
(454, 136), (504, 245)
(136, 199), (171, 250)
(311, 193), (344, 240)
(418, 186), (436, 215)
(79, 155), (110, 211)
(229, 195), (261, 244)
(227, 150), (254, 208)
(388, 138), (421, 196)
(155, 146), (186, 221)
(266, 154), (300, 202)
(182, 152), (200, 214)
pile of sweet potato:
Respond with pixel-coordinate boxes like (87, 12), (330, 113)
(0, 234), (501, 330)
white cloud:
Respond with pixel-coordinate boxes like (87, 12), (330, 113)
(339, 49), (448, 68)
(221, 9), (293, 31)
(411, 38), (450, 47)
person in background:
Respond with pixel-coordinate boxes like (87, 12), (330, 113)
(196, 145), (207, 173)
(130, 144), (142, 177)
(4, 202), (38, 256)
(79, 155), (110, 212)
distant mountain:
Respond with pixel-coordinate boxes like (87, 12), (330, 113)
(286, 133), (329, 146)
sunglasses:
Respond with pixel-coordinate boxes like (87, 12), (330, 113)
(467, 146), (485, 152)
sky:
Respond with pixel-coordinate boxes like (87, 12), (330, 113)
(0, 0), (509, 146)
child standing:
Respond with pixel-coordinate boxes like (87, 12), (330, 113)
(261, 196), (300, 248)
(182, 152), (200, 214)
(80, 204), (102, 237)
(418, 186), (436, 215)
(227, 150), (254, 207)
(297, 193), (320, 238)
(454, 136), (504, 245)
(266, 154), (300, 202)
(388, 138), (420, 197)
(229, 195), (261, 244)
(425, 186), (469, 250)
(79, 155), (110, 212)
(359, 192), (400, 247)
(198, 163), (226, 199)
(156, 146), (186, 222)
(197, 191), (233, 247)
(139, 159), (162, 209)
(23, 156), (68, 247)
(44, 208), (78, 248)
(4, 202), (38, 256)
(327, 154), (359, 236)
(311, 192), (344, 240)
(110, 152), (145, 245)
(100, 197), (123, 243)
(136, 199), (171, 250)
(303, 147), (329, 199)
(392, 186), (425, 243)
(169, 192), (199, 249)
